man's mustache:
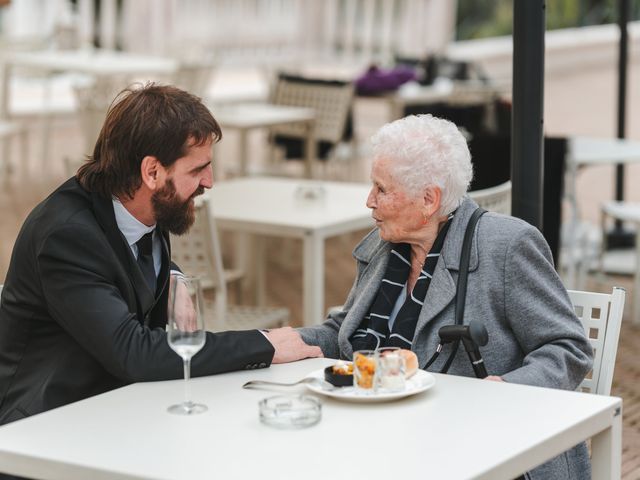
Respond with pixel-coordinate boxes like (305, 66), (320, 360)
(191, 187), (205, 199)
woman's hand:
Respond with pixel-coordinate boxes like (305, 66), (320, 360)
(484, 375), (504, 382)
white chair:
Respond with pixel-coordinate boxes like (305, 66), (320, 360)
(468, 180), (511, 215)
(0, 120), (29, 178)
(568, 287), (625, 396)
(72, 78), (123, 156)
(268, 73), (355, 178)
(171, 60), (216, 99)
(170, 198), (289, 332)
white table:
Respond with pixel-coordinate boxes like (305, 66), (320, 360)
(378, 79), (509, 121)
(0, 48), (178, 119)
(213, 102), (316, 178)
(1, 49), (178, 171)
(209, 178), (372, 326)
(563, 136), (640, 289)
(0, 358), (622, 480)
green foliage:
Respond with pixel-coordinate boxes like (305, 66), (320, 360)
(456, 0), (637, 41)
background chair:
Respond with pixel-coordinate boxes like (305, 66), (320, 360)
(268, 73), (355, 178)
(171, 59), (217, 100)
(170, 198), (289, 332)
(569, 287), (625, 396)
(73, 78), (124, 156)
(468, 180), (511, 215)
(0, 120), (29, 179)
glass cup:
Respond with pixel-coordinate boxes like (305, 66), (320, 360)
(353, 350), (378, 392)
(167, 274), (207, 415)
(377, 347), (406, 392)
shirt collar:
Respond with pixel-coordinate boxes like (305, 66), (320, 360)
(112, 197), (156, 247)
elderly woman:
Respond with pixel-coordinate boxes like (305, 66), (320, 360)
(295, 115), (593, 479)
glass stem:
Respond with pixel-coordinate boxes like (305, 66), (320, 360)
(183, 357), (191, 406)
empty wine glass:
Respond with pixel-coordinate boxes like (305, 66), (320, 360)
(167, 274), (207, 415)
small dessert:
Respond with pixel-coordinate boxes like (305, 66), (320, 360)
(378, 354), (405, 391)
(324, 361), (354, 387)
(399, 349), (419, 378)
(354, 351), (377, 389)
(331, 361), (353, 375)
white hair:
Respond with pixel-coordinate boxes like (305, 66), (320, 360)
(370, 114), (473, 215)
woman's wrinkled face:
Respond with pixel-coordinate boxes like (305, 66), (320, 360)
(366, 157), (424, 243)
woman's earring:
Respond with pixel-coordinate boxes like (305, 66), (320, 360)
(422, 212), (429, 225)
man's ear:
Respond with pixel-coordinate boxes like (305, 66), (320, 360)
(140, 156), (162, 190)
(423, 185), (442, 217)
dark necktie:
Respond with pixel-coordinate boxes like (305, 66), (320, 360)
(136, 232), (156, 293)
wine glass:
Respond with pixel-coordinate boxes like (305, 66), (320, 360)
(167, 274), (207, 415)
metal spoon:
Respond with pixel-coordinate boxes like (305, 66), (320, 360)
(242, 377), (333, 390)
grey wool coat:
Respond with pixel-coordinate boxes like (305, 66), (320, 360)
(299, 196), (594, 480)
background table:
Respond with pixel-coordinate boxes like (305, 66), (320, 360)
(601, 201), (640, 324)
(0, 48), (179, 167)
(213, 103), (316, 177)
(562, 136), (640, 288)
(209, 177), (372, 326)
(0, 358), (621, 480)
(0, 48), (178, 119)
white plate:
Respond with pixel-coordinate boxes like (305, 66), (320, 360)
(304, 368), (436, 402)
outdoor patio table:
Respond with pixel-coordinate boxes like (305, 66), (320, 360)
(213, 103), (316, 178)
(208, 177), (372, 326)
(601, 201), (640, 324)
(563, 136), (640, 289)
(0, 48), (178, 119)
(0, 358), (621, 480)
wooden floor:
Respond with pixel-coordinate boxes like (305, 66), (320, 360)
(2, 59), (640, 476)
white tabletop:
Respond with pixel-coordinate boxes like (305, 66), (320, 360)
(561, 136), (640, 289)
(602, 201), (640, 222)
(208, 178), (373, 326)
(568, 136), (640, 166)
(5, 48), (178, 76)
(0, 358), (621, 480)
(208, 177), (373, 237)
(213, 103), (315, 130)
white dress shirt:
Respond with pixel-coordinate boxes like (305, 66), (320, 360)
(112, 198), (162, 277)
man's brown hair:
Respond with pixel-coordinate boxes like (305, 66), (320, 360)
(77, 83), (221, 199)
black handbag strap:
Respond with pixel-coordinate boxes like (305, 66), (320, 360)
(440, 207), (486, 374)
(455, 207), (486, 326)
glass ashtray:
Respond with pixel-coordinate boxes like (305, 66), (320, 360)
(259, 395), (321, 429)
(294, 184), (326, 203)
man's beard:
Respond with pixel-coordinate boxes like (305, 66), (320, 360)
(151, 179), (204, 235)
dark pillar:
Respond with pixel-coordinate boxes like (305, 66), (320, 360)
(511, 0), (545, 229)
(608, 0), (634, 248)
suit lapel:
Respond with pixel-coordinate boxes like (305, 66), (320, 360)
(91, 192), (156, 320)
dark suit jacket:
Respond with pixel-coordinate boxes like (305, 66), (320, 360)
(0, 178), (274, 425)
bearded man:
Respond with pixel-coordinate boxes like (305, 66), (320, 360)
(0, 84), (321, 427)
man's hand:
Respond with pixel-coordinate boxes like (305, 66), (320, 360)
(484, 375), (504, 382)
(170, 275), (198, 332)
(265, 327), (323, 364)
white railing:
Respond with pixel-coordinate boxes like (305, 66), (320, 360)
(1, 0), (458, 67)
